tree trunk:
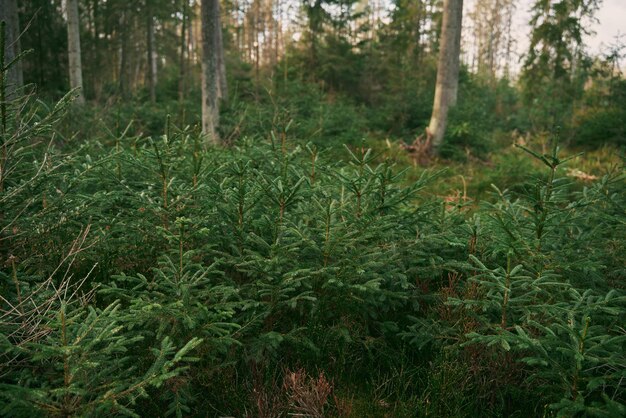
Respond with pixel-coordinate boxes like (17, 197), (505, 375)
(0, 0), (23, 96)
(503, 1), (514, 78)
(119, 9), (130, 99)
(66, 0), (85, 103)
(427, 0), (463, 154)
(254, 0), (260, 96)
(216, 1), (227, 101)
(201, 0), (220, 143)
(146, 3), (156, 103)
(92, 0), (103, 100)
(179, 0), (187, 103)
(274, 0), (279, 69)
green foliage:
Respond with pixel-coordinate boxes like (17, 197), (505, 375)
(520, 0), (601, 132)
(573, 62), (626, 147)
(573, 107), (626, 147)
(404, 141), (626, 415)
(2, 78), (452, 413)
(1, 299), (202, 418)
(442, 75), (522, 160)
(0, 47), (205, 418)
(3, 12), (626, 415)
(221, 80), (368, 145)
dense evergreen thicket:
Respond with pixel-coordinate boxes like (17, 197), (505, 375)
(2, 0), (626, 415)
(1, 43), (624, 415)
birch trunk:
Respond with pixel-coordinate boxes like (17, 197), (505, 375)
(427, 0), (463, 154)
(66, 0), (85, 103)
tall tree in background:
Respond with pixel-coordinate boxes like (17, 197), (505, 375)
(467, 0), (516, 78)
(201, 0), (222, 142)
(521, 0), (600, 131)
(0, 0), (23, 95)
(389, 0), (430, 66)
(66, 0), (85, 103)
(303, 0), (328, 74)
(427, 0), (463, 154)
(179, 0), (189, 104)
(216, 3), (227, 101)
(118, 4), (131, 99)
(90, 0), (102, 100)
(146, 0), (157, 103)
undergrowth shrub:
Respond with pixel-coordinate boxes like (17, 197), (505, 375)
(572, 73), (626, 148)
(441, 76), (521, 161)
(221, 80), (367, 145)
(0, 38), (208, 418)
(404, 141), (626, 416)
(573, 107), (626, 148)
(3, 98), (455, 414)
(1, 28), (624, 416)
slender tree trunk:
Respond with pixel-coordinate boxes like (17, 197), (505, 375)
(119, 9), (130, 99)
(412, 1), (423, 65)
(179, 0), (187, 103)
(246, 13), (253, 63)
(503, 1), (514, 78)
(254, 0), (260, 96)
(92, 0), (103, 100)
(66, 0), (85, 103)
(146, 2), (156, 103)
(201, 0), (220, 143)
(0, 0), (23, 96)
(36, 9), (44, 86)
(273, 0), (279, 69)
(427, 0), (463, 154)
(216, 1), (228, 101)
(133, 34), (142, 93)
(267, 0), (274, 72)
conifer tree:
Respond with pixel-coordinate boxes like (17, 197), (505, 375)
(521, 0), (601, 130)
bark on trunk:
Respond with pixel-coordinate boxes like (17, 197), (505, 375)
(0, 0), (23, 97)
(254, 0), (260, 96)
(216, 3), (228, 102)
(146, 4), (156, 103)
(119, 9), (130, 99)
(67, 0), (85, 103)
(427, 0), (463, 154)
(178, 0), (187, 103)
(201, 0), (220, 143)
(92, 0), (103, 100)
